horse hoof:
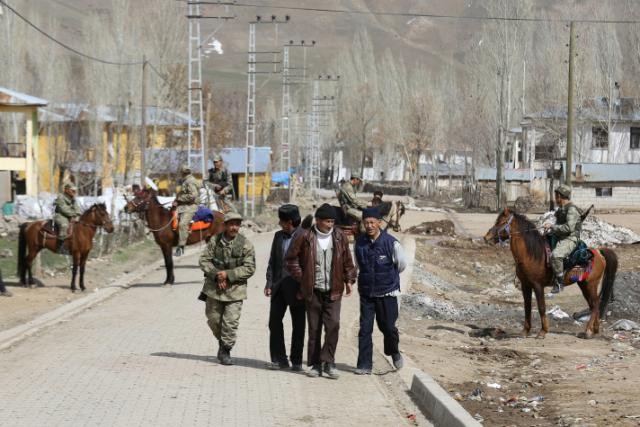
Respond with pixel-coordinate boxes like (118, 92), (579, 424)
(535, 332), (547, 339)
(520, 329), (530, 338)
(71, 289), (78, 294)
(578, 331), (593, 339)
(163, 283), (171, 287)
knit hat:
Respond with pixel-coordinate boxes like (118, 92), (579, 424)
(278, 204), (300, 223)
(362, 207), (382, 219)
(315, 203), (336, 220)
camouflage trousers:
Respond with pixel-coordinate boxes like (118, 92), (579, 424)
(177, 205), (197, 247)
(551, 237), (578, 278)
(205, 298), (243, 350)
(54, 215), (70, 243)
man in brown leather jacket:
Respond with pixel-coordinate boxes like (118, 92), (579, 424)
(286, 203), (356, 379)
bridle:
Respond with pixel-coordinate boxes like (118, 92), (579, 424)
(491, 213), (514, 244)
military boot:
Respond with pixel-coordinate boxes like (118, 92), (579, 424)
(551, 276), (564, 294)
(174, 246), (184, 257)
(218, 345), (233, 366)
(57, 239), (69, 255)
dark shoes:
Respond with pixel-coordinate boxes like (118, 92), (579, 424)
(291, 364), (303, 372)
(217, 344), (233, 365)
(306, 364), (322, 378)
(392, 353), (404, 370)
(57, 240), (69, 255)
(551, 277), (564, 294)
(267, 360), (290, 370)
(323, 362), (340, 379)
(0, 290), (12, 297)
(354, 367), (372, 375)
(174, 246), (184, 257)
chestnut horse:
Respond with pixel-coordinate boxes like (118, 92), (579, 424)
(333, 200), (406, 237)
(484, 208), (618, 339)
(124, 188), (225, 285)
(17, 203), (115, 292)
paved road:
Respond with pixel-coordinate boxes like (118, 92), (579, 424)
(0, 231), (424, 426)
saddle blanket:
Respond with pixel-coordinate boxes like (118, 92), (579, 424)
(171, 210), (213, 232)
(565, 249), (597, 283)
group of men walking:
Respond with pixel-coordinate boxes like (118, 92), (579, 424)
(197, 201), (406, 378)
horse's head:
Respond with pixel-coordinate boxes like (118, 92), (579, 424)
(124, 188), (154, 214)
(484, 207), (514, 244)
(90, 203), (115, 233)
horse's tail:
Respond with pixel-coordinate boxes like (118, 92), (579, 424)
(301, 214), (313, 230)
(17, 222), (28, 280)
(598, 248), (618, 317)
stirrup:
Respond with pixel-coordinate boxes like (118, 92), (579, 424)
(551, 279), (564, 294)
(174, 246), (184, 257)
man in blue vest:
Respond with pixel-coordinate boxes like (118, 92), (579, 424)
(354, 207), (407, 375)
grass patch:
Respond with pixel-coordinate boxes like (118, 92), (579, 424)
(0, 237), (68, 279)
(111, 238), (156, 264)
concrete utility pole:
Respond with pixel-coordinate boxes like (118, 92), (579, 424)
(244, 15), (289, 217)
(306, 75), (338, 191)
(566, 21), (576, 186)
(140, 55), (147, 187)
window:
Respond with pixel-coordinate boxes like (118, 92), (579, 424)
(535, 145), (553, 160)
(631, 127), (640, 149)
(595, 187), (612, 197)
(592, 126), (608, 149)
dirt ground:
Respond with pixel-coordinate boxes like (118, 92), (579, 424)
(400, 210), (640, 426)
(0, 238), (161, 331)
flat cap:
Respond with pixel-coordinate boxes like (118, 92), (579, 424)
(362, 207), (382, 219)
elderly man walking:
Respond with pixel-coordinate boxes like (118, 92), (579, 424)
(286, 203), (356, 379)
(264, 204), (306, 371)
(354, 207), (407, 375)
(199, 212), (256, 365)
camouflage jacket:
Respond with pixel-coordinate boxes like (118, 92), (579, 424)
(208, 168), (232, 194)
(337, 181), (367, 211)
(54, 193), (81, 218)
(199, 232), (256, 301)
(552, 202), (581, 240)
(176, 174), (200, 206)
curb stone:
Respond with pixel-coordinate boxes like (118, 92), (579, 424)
(395, 235), (481, 426)
(0, 244), (203, 351)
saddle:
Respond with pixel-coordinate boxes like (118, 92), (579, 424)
(545, 238), (595, 282)
(42, 220), (73, 239)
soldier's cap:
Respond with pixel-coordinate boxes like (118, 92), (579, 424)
(64, 183), (77, 191)
(554, 184), (571, 199)
(213, 155), (223, 162)
(180, 163), (191, 173)
(224, 212), (243, 223)
(350, 171), (362, 180)
(362, 207), (382, 220)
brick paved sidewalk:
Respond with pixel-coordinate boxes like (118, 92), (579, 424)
(0, 232), (423, 426)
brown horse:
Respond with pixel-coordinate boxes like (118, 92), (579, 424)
(17, 203), (115, 292)
(124, 188), (225, 285)
(484, 207), (618, 339)
(333, 200), (406, 237)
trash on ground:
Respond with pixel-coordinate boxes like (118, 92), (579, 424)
(487, 382), (502, 389)
(547, 305), (570, 320)
(611, 319), (640, 331)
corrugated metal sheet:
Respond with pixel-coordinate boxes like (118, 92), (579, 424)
(572, 163), (640, 182)
(220, 147), (271, 174)
(0, 87), (47, 107)
(419, 163), (467, 177)
(475, 167), (547, 181)
(39, 103), (194, 126)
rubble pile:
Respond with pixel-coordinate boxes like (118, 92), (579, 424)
(406, 219), (456, 236)
(0, 215), (22, 237)
(537, 212), (640, 246)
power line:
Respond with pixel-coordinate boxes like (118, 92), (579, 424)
(0, 0), (142, 66)
(191, 0), (640, 24)
(147, 61), (172, 86)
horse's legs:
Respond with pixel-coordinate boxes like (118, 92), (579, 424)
(161, 244), (175, 285)
(577, 281), (599, 338)
(26, 246), (38, 287)
(532, 285), (548, 339)
(79, 253), (89, 292)
(521, 283), (533, 337)
(70, 253), (80, 293)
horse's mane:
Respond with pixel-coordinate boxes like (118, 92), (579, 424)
(512, 212), (546, 261)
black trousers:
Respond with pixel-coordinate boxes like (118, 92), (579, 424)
(306, 289), (342, 366)
(269, 287), (306, 365)
(357, 294), (399, 370)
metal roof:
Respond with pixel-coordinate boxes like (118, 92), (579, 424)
(0, 87), (48, 107)
(39, 103), (194, 126)
(219, 147), (271, 174)
(419, 163), (468, 177)
(475, 167), (548, 181)
(526, 97), (640, 122)
(571, 163), (640, 183)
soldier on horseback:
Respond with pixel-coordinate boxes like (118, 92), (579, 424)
(54, 183), (81, 254)
(173, 164), (200, 257)
(337, 171), (368, 224)
(543, 184), (582, 294)
(207, 155), (236, 213)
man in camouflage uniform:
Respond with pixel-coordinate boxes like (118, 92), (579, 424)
(54, 183), (82, 254)
(199, 212), (256, 365)
(337, 171), (368, 223)
(207, 155), (236, 212)
(173, 164), (200, 256)
(543, 184), (582, 294)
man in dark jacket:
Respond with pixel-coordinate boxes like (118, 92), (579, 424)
(264, 204), (306, 371)
(286, 203), (356, 379)
(354, 207), (407, 375)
